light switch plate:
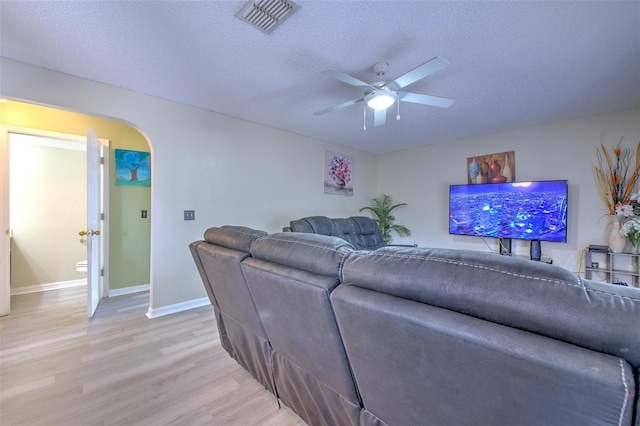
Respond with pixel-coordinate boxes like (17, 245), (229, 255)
(184, 210), (195, 221)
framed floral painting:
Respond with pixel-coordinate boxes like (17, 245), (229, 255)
(324, 151), (353, 196)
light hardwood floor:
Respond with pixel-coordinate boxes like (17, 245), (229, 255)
(0, 287), (306, 426)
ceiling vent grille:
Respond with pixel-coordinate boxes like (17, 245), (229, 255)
(236, 0), (299, 34)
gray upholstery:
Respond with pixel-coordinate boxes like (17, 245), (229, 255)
(340, 246), (640, 367)
(333, 246), (640, 426)
(288, 215), (385, 250)
(243, 233), (360, 426)
(189, 226), (275, 394)
(191, 229), (640, 426)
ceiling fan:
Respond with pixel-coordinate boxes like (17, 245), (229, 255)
(314, 56), (455, 128)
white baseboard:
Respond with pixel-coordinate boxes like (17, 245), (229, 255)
(11, 279), (86, 295)
(109, 284), (150, 297)
(146, 297), (210, 319)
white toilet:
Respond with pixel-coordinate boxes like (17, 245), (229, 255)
(76, 260), (88, 273)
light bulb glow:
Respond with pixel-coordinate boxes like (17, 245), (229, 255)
(365, 90), (397, 110)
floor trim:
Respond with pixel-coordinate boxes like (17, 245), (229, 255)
(10, 279), (86, 295)
(146, 297), (210, 319)
(109, 284), (150, 297)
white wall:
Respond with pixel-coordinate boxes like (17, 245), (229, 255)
(378, 108), (640, 273)
(0, 58), (378, 310)
(3, 57), (637, 311)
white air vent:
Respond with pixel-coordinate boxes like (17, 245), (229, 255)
(236, 0), (299, 34)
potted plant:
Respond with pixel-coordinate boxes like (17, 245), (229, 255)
(360, 194), (411, 244)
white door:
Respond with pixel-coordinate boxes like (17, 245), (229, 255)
(0, 128), (10, 316)
(86, 129), (102, 317)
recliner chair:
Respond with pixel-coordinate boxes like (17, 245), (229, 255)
(286, 215), (414, 250)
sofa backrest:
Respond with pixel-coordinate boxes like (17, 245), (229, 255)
(288, 215), (385, 250)
(190, 225), (275, 393)
(242, 232), (361, 426)
(196, 226), (268, 338)
(332, 246), (640, 425)
(340, 246), (640, 367)
(346, 216), (385, 250)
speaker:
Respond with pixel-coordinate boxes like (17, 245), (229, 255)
(530, 240), (541, 261)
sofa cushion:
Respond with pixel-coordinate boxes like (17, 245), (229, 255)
(288, 215), (385, 250)
(347, 216), (385, 250)
(331, 218), (355, 241)
(250, 232), (354, 278)
(289, 216), (333, 235)
(191, 225), (275, 394)
(243, 231), (360, 425)
(341, 246), (640, 368)
(332, 284), (635, 426)
(203, 225), (267, 252)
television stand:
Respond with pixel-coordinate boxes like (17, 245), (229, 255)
(499, 238), (512, 256)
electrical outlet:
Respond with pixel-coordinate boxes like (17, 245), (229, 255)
(141, 210), (148, 219)
(184, 210), (195, 221)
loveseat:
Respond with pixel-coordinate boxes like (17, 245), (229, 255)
(190, 226), (640, 426)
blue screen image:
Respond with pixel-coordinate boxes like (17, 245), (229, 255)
(449, 180), (568, 242)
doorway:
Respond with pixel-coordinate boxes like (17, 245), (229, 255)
(9, 133), (89, 295)
(0, 100), (151, 318)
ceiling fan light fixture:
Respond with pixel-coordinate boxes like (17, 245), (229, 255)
(365, 90), (397, 110)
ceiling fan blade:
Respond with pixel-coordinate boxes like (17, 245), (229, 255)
(373, 108), (387, 127)
(398, 92), (455, 108)
(322, 70), (374, 90)
(314, 97), (364, 116)
(388, 56), (450, 90)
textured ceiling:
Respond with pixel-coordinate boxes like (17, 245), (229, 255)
(1, 1), (639, 154)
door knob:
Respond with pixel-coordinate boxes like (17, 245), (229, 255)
(79, 230), (101, 236)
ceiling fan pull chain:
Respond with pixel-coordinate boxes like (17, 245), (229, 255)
(363, 104), (367, 130)
(397, 100), (401, 121)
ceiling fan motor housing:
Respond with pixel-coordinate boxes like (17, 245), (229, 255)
(372, 61), (389, 76)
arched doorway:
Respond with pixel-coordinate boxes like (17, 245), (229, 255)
(0, 100), (152, 316)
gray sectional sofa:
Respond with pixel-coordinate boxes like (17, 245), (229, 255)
(190, 225), (640, 426)
(285, 215), (388, 250)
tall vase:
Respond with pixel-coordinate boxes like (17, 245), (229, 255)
(631, 235), (640, 254)
(468, 158), (480, 183)
(503, 153), (513, 182)
(608, 215), (626, 253)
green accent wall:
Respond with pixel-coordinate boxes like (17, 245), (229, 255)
(0, 101), (151, 290)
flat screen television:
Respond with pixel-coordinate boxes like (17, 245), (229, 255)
(449, 180), (568, 242)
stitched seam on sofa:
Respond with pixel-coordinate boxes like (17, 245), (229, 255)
(264, 236), (354, 256)
(254, 266), (339, 291)
(363, 252), (583, 286)
(208, 228), (265, 249)
(328, 300), (363, 407)
(617, 359), (629, 426)
(239, 262), (271, 337)
(338, 251), (354, 285)
(226, 228), (265, 239)
(359, 252), (640, 303)
(222, 311), (270, 341)
(275, 352), (360, 406)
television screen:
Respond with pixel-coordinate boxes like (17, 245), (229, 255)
(449, 180), (568, 242)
